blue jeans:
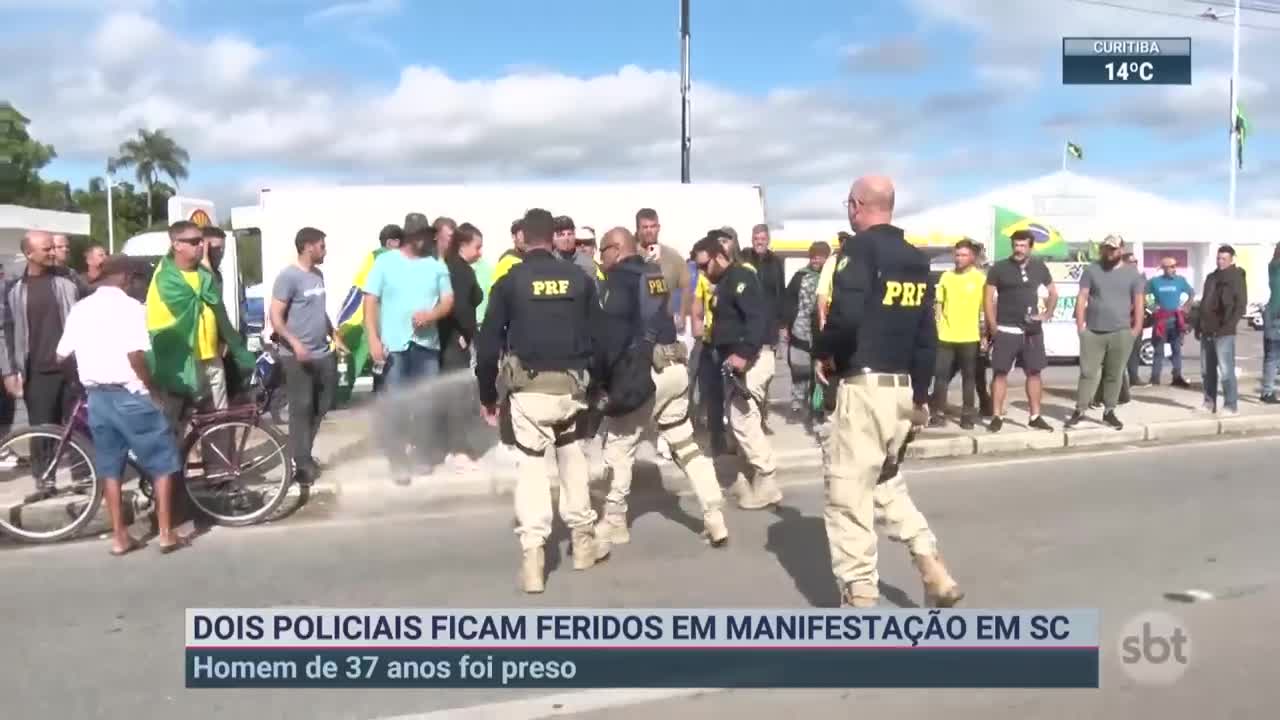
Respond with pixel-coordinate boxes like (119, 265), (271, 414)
(377, 344), (441, 479)
(1263, 338), (1280, 395)
(1200, 335), (1238, 411)
(86, 387), (181, 479)
(384, 344), (441, 388)
(1150, 325), (1184, 383)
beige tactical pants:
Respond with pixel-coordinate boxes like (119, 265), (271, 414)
(727, 350), (776, 487)
(602, 363), (724, 516)
(825, 374), (938, 597)
(508, 391), (596, 550)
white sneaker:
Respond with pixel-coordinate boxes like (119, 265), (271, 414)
(1221, 408), (1240, 417)
(0, 450), (18, 469)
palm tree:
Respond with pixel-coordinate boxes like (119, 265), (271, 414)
(108, 129), (190, 226)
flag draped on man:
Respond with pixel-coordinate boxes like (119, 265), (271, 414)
(335, 248), (389, 383)
(145, 256), (254, 398)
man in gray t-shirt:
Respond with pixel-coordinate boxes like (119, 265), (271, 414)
(269, 227), (346, 485)
(1065, 235), (1146, 428)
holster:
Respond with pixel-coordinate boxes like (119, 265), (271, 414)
(651, 342), (688, 371)
(877, 429), (915, 484)
(500, 354), (587, 399)
(498, 395), (515, 446)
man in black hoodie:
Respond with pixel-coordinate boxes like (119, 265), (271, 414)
(1197, 244), (1247, 414)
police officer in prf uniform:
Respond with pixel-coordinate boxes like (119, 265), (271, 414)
(692, 236), (779, 509)
(593, 228), (729, 547)
(476, 208), (610, 594)
(814, 175), (964, 609)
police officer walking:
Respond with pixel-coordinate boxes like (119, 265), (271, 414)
(815, 175), (963, 609)
(691, 237), (779, 509)
(593, 228), (729, 547)
(475, 208), (610, 594)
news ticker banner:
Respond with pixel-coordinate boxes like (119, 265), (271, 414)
(1062, 37), (1192, 85)
(186, 609), (1099, 689)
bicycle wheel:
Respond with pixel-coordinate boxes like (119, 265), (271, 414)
(0, 425), (102, 543)
(181, 419), (292, 526)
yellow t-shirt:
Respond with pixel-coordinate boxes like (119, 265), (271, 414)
(936, 268), (986, 344)
(695, 274), (714, 341)
(817, 254), (838, 309)
(146, 269), (219, 361)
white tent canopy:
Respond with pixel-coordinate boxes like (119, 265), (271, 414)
(895, 170), (1280, 297)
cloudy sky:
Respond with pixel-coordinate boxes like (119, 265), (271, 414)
(4, 0), (1280, 222)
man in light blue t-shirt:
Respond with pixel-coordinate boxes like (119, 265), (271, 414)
(362, 212), (455, 484)
(1146, 258), (1194, 387)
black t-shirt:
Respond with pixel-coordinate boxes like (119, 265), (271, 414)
(25, 274), (64, 374)
(986, 258), (1052, 328)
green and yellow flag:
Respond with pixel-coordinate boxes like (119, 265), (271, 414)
(145, 256), (254, 399)
(992, 206), (1070, 261)
(1066, 141), (1084, 160)
(332, 248), (389, 403)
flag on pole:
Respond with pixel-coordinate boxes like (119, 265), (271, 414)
(1234, 103), (1249, 170)
(1230, 78), (1249, 170)
(1066, 141), (1084, 160)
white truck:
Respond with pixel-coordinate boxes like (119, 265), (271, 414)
(233, 182), (769, 342)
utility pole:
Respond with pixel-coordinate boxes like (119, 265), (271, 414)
(680, 0), (691, 183)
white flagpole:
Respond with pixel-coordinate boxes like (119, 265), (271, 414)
(1062, 141), (1068, 172)
(1228, 0), (1240, 219)
(105, 171), (116, 254)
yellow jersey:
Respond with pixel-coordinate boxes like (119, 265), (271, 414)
(492, 251), (523, 284)
(146, 268), (219, 361)
(936, 268), (986, 344)
(695, 274), (714, 341)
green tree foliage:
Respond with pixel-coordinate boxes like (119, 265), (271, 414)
(108, 128), (191, 225)
(0, 101), (58, 205)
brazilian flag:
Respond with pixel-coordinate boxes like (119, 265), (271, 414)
(333, 248), (389, 404)
(992, 206), (1069, 261)
(145, 256), (254, 398)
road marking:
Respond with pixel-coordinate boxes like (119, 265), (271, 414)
(368, 688), (715, 720)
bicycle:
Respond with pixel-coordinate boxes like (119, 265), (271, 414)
(0, 385), (293, 544)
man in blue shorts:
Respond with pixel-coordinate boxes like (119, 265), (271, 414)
(56, 256), (186, 555)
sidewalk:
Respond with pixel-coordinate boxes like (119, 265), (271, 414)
(308, 374), (1280, 506)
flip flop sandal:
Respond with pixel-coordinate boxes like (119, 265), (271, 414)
(158, 535), (193, 555)
(109, 539), (146, 557)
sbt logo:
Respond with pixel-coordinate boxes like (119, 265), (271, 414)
(1117, 611), (1191, 685)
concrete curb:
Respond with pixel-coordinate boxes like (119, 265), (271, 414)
(303, 411), (1280, 506)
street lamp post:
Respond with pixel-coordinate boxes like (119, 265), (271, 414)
(105, 168), (116, 254)
(680, 0), (691, 183)
(1203, 3), (1242, 218)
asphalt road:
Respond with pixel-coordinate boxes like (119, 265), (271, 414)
(1, 433), (1277, 719)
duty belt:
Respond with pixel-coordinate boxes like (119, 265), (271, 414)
(838, 369), (911, 388)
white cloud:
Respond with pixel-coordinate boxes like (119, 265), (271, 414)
(843, 36), (932, 73)
(305, 0), (400, 23)
(6, 11), (962, 222)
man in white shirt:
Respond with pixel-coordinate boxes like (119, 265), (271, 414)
(57, 255), (186, 556)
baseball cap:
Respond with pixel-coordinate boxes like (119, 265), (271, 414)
(404, 213), (434, 238)
(575, 226), (596, 244)
(719, 226), (739, 243)
(1101, 234), (1124, 249)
